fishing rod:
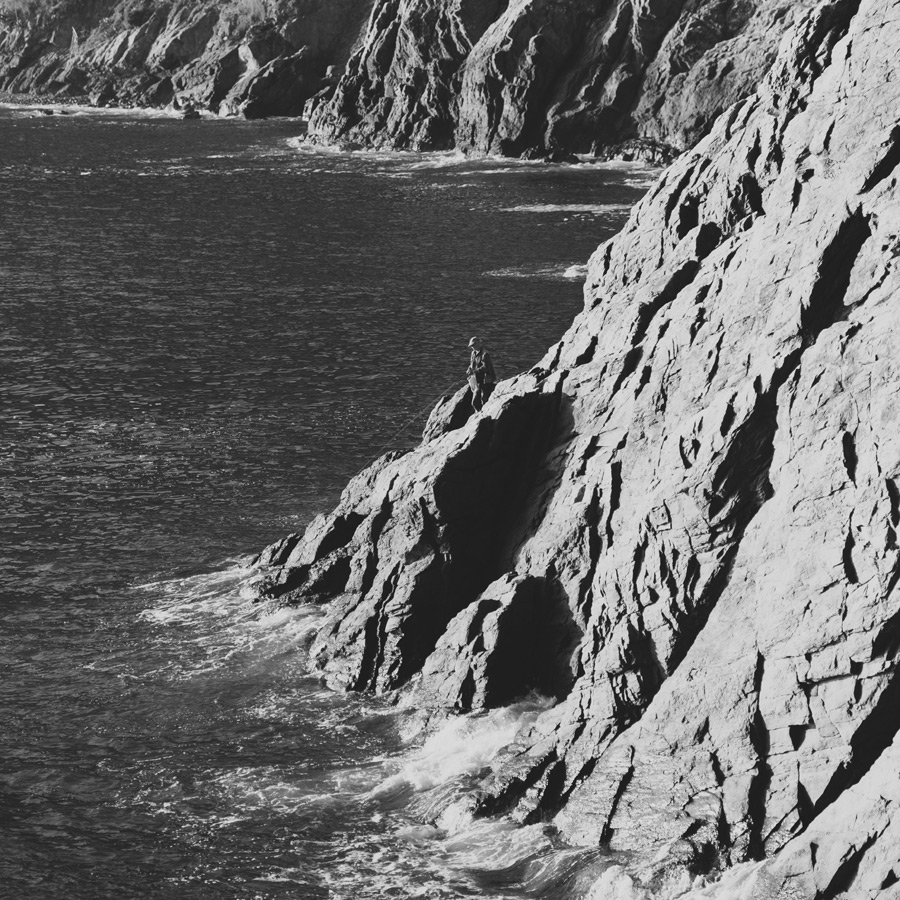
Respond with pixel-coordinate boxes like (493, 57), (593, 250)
(367, 376), (467, 465)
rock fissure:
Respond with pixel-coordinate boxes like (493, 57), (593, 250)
(599, 754), (635, 845)
(862, 124), (900, 193)
(353, 562), (401, 692)
(811, 660), (900, 818)
(747, 653), (772, 859)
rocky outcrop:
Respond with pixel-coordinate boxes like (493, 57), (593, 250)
(306, 0), (822, 158)
(256, 0), (900, 893)
(0, 0), (373, 117)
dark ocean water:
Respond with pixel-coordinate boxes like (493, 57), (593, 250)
(0, 103), (662, 899)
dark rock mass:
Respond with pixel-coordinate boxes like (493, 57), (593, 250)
(254, 0), (900, 893)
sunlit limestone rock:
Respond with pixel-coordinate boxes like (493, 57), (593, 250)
(256, 0), (900, 893)
(307, 0), (821, 159)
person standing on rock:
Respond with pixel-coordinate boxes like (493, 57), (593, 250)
(466, 336), (496, 411)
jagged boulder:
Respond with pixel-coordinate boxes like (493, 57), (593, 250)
(412, 572), (580, 712)
(420, 383), (474, 442)
(257, 387), (563, 692)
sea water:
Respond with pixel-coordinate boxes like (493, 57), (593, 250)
(0, 103), (666, 899)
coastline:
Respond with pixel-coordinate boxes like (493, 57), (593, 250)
(1, 114), (648, 898)
(7, 0), (900, 895)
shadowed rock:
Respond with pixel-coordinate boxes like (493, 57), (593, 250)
(257, 387), (563, 693)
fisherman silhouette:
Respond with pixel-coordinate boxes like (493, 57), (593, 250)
(466, 336), (496, 411)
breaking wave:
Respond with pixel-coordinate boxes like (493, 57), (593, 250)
(131, 567), (636, 898)
(485, 263), (588, 280)
(124, 566), (766, 900)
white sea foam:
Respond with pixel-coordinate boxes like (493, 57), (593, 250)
(137, 562), (255, 623)
(398, 697), (550, 789)
(207, 765), (330, 815)
(1, 101), (175, 119)
(485, 262), (588, 280)
(501, 202), (635, 214)
(135, 562), (325, 679)
(134, 567), (721, 900)
(564, 263), (589, 279)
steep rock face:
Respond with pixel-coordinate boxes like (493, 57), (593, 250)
(0, 0), (373, 117)
(0, 0), (827, 160)
(256, 0), (900, 892)
(257, 388), (566, 693)
(304, 0), (507, 150)
(307, 0), (819, 158)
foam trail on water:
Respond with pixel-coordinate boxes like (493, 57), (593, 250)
(0, 101), (175, 118)
(353, 697), (623, 897)
(133, 568), (640, 898)
(135, 562), (326, 679)
(501, 203), (635, 214)
(485, 263), (588, 280)
(135, 569), (662, 898)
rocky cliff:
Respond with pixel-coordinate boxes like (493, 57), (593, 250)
(0, 0), (373, 116)
(306, 0), (823, 159)
(1, 0), (831, 163)
(254, 0), (900, 894)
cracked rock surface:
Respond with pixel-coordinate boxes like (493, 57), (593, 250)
(256, 0), (900, 892)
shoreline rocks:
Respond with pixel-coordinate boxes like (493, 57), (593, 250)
(9, 0), (900, 895)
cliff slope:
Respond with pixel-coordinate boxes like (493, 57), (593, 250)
(0, 0), (374, 116)
(255, 0), (900, 893)
(306, 0), (821, 158)
(2, 0), (826, 162)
